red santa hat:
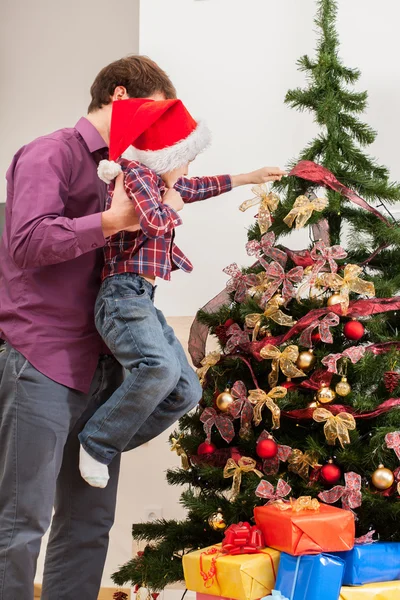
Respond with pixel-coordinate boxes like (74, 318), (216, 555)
(98, 98), (211, 183)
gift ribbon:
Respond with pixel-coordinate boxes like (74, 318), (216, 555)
(309, 240), (348, 284)
(385, 431), (400, 460)
(288, 449), (321, 480)
(246, 295), (297, 341)
(284, 194), (328, 229)
(322, 346), (366, 374)
(257, 430), (292, 475)
(319, 471), (362, 511)
(248, 386), (288, 428)
(275, 496), (320, 512)
(223, 457), (263, 499)
(256, 479), (292, 504)
(261, 261), (304, 304)
(260, 344), (305, 388)
(229, 380), (253, 437)
(246, 232), (288, 268)
(197, 351), (221, 385)
(313, 408), (356, 448)
(318, 264), (375, 314)
(239, 184), (280, 234)
(221, 522), (265, 555)
(225, 323), (250, 354)
(200, 407), (235, 444)
(299, 312), (340, 348)
(170, 435), (190, 470)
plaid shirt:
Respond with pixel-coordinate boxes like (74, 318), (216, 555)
(102, 158), (232, 281)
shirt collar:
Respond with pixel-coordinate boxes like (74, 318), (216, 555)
(75, 117), (107, 153)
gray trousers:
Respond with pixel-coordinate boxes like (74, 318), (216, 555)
(0, 344), (124, 600)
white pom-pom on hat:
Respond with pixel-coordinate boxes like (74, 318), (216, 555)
(97, 160), (122, 184)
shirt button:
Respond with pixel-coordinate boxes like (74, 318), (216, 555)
(92, 243), (98, 248)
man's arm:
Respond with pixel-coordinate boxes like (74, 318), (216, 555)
(9, 139), (140, 269)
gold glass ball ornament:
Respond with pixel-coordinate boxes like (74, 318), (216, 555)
(307, 400), (319, 410)
(216, 387), (234, 412)
(327, 293), (345, 307)
(335, 376), (352, 397)
(259, 325), (271, 338)
(208, 510), (227, 531)
(316, 383), (336, 405)
(371, 464), (395, 490)
(296, 349), (317, 372)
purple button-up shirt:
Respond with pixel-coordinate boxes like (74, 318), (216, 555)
(0, 118), (109, 393)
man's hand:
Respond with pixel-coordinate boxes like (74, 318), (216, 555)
(162, 188), (184, 212)
(101, 174), (140, 237)
(231, 167), (287, 188)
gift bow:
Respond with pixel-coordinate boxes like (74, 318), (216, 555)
(248, 386), (288, 428)
(260, 344), (306, 388)
(246, 232), (288, 268)
(245, 296), (296, 340)
(288, 449), (321, 480)
(200, 407), (235, 444)
(322, 346), (365, 374)
(313, 408), (356, 448)
(197, 351), (221, 385)
(262, 261), (304, 304)
(256, 479), (292, 504)
(276, 496), (320, 512)
(319, 264), (375, 314)
(225, 323), (250, 354)
(258, 430), (292, 475)
(385, 431), (400, 460)
(309, 241), (348, 284)
(299, 312), (340, 348)
(239, 184), (280, 234)
(319, 471), (362, 511)
(223, 457), (263, 499)
(284, 194), (328, 229)
(222, 522), (264, 555)
(170, 436), (190, 470)
(229, 380), (253, 437)
(223, 263), (259, 303)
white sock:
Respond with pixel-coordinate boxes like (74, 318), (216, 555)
(79, 445), (109, 488)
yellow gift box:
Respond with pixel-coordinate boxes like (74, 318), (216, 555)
(182, 544), (280, 600)
(340, 581), (400, 599)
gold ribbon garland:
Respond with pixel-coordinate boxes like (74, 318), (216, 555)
(223, 457), (263, 500)
(248, 386), (288, 428)
(275, 496), (320, 512)
(170, 435), (190, 470)
(284, 195), (328, 229)
(245, 295), (296, 340)
(239, 184), (280, 234)
(260, 344), (306, 388)
(288, 449), (321, 480)
(313, 408), (356, 448)
(319, 264), (375, 314)
(197, 351), (221, 386)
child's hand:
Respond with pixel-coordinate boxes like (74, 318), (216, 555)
(231, 167), (287, 188)
(163, 188), (184, 212)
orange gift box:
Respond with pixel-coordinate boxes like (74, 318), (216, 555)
(254, 502), (355, 556)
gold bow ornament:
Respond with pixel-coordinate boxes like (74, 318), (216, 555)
(239, 184), (280, 234)
(248, 386), (287, 428)
(284, 195), (328, 229)
(260, 344), (306, 388)
(313, 408), (356, 448)
(319, 264), (375, 314)
(197, 352), (221, 386)
(275, 496), (320, 512)
(170, 435), (190, 470)
(288, 449), (321, 480)
(245, 295), (296, 340)
(223, 457), (263, 500)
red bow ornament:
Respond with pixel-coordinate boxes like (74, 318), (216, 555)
(319, 471), (362, 511)
(257, 430), (292, 475)
(225, 324), (250, 354)
(200, 407), (235, 444)
(309, 241), (348, 284)
(222, 522), (265, 555)
(246, 232), (288, 268)
(262, 261), (304, 304)
(256, 479), (292, 504)
(229, 381), (254, 437)
(223, 263), (259, 303)
(385, 431), (400, 460)
(322, 346), (366, 374)
(299, 312), (340, 348)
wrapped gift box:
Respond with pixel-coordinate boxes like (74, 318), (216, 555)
(182, 544), (280, 600)
(254, 502), (355, 556)
(267, 552), (345, 600)
(340, 581), (400, 599)
(334, 542), (400, 585)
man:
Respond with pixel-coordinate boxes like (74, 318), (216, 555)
(0, 56), (176, 599)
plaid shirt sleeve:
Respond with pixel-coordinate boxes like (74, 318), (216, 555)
(123, 164), (183, 238)
(174, 175), (232, 204)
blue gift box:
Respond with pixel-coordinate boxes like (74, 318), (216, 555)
(263, 552), (345, 600)
(333, 542), (400, 585)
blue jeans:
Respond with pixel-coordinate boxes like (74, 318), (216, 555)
(79, 273), (202, 465)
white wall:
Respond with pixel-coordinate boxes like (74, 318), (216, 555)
(140, 0), (400, 318)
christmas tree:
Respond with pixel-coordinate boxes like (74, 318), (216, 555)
(113, 0), (400, 591)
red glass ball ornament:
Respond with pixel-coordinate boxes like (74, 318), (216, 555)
(281, 380), (297, 390)
(256, 438), (278, 459)
(343, 320), (365, 341)
(224, 318), (235, 328)
(197, 442), (217, 456)
(311, 332), (322, 344)
(320, 461), (342, 485)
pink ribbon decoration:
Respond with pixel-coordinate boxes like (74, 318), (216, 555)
(225, 324), (250, 354)
(355, 530), (376, 545)
(246, 232), (288, 268)
(319, 471), (362, 511)
(222, 522), (265, 555)
(256, 479), (292, 504)
(290, 161), (392, 227)
(200, 408), (235, 444)
(385, 431), (400, 461)
(257, 430), (292, 475)
(262, 261), (304, 304)
(229, 381), (254, 435)
(322, 346), (366, 374)
(309, 241), (348, 284)
(223, 263), (259, 303)
(299, 312), (340, 348)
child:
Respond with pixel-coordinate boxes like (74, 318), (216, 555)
(78, 98), (285, 487)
